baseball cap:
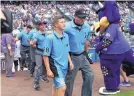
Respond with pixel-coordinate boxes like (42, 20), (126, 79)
(75, 9), (89, 19)
(27, 25), (33, 29)
(32, 18), (40, 25)
(38, 21), (47, 25)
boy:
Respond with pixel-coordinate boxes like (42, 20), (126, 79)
(43, 16), (74, 96)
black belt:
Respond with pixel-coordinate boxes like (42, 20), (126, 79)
(21, 45), (30, 47)
(36, 47), (44, 51)
(69, 52), (84, 56)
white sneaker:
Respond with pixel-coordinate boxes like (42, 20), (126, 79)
(99, 87), (120, 95)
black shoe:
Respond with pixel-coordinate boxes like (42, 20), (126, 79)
(34, 84), (40, 90)
(24, 64), (27, 68)
(20, 68), (23, 71)
(41, 78), (49, 83)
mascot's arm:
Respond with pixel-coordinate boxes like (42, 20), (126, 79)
(95, 38), (112, 53)
(95, 24), (116, 53)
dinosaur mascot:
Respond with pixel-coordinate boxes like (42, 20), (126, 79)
(94, 1), (134, 95)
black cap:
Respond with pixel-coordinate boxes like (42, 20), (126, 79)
(32, 18), (40, 25)
(27, 25), (33, 29)
(75, 9), (89, 19)
(38, 21), (47, 25)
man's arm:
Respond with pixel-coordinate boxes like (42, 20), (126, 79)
(84, 27), (94, 64)
(15, 32), (22, 41)
(84, 41), (94, 64)
(6, 35), (14, 56)
(68, 54), (74, 70)
(7, 44), (13, 56)
(30, 40), (37, 47)
(15, 37), (20, 41)
(85, 40), (90, 53)
(85, 24), (92, 52)
(30, 33), (38, 47)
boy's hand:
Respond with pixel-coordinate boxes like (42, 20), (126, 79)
(47, 70), (54, 78)
(69, 63), (74, 70)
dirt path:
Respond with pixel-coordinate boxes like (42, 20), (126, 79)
(1, 63), (134, 96)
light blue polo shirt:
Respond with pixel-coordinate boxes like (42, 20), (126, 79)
(29, 28), (38, 41)
(18, 31), (30, 46)
(32, 31), (47, 50)
(43, 31), (70, 70)
(64, 20), (91, 54)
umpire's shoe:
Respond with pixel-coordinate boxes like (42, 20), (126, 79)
(34, 83), (40, 90)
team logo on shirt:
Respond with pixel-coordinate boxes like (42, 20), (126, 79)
(45, 47), (49, 53)
(85, 32), (88, 38)
(66, 44), (69, 47)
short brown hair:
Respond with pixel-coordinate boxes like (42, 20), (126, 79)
(52, 15), (65, 25)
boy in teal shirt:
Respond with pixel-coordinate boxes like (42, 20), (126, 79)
(43, 16), (74, 96)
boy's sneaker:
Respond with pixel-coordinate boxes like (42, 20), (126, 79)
(120, 81), (131, 87)
(99, 87), (120, 95)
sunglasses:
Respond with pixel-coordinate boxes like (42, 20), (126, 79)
(77, 15), (88, 19)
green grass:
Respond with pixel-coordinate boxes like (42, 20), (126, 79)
(109, 91), (134, 96)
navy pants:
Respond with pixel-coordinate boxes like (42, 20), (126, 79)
(100, 49), (134, 90)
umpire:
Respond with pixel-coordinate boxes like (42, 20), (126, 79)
(16, 25), (32, 71)
(64, 9), (94, 96)
(28, 19), (40, 77)
(31, 21), (49, 90)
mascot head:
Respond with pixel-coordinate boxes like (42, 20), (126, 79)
(93, 1), (120, 34)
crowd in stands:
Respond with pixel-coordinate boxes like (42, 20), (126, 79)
(1, 1), (60, 31)
(1, 1), (134, 47)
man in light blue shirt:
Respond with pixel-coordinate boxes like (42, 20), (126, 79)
(64, 9), (94, 96)
(28, 19), (40, 77)
(31, 21), (49, 90)
(16, 25), (32, 71)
